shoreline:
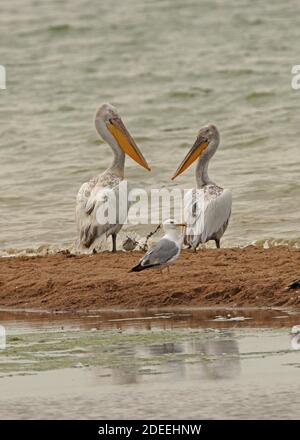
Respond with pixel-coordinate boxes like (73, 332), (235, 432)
(0, 246), (299, 312)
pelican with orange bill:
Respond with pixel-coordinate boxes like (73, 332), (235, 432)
(76, 104), (150, 252)
(172, 124), (232, 250)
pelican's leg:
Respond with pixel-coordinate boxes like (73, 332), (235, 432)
(112, 233), (117, 253)
(167, 266), (170, 274)
(215, 239), (220, 249)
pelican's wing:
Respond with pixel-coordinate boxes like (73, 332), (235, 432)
(76, 180), (128, 249)
(184, 187), (232, 246)
(141, 238), (180, 268)
(76, 179), (96, 240)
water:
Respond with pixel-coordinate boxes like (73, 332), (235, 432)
(1, 0), (300, 254)
(0, 308), (300, 419)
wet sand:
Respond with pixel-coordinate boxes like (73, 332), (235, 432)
(0, 246), (300, 312)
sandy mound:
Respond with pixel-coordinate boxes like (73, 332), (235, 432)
(0, 247), (299, 311)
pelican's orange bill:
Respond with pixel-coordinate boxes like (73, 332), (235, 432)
(107, 117), (151, 171)
(172, 136), (208, 180)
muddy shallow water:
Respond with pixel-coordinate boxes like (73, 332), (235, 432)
(0, 308), (300, 419)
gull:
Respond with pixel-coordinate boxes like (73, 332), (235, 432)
(130, 219), (186, 272)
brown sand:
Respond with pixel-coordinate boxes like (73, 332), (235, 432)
(0, 247), (300, 312)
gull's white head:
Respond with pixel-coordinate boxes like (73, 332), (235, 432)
(172, 123), (220, 180)
(94, 103), (150, 171)
(162, 218), (186, 233)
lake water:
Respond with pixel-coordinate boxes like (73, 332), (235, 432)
(0, 308), (300, 419)
(1, 0), (300, 254)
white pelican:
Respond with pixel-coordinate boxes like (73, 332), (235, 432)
(172, 124), (232, 249)
(76, 104), (150, 252)
(130, 219), (186, 272)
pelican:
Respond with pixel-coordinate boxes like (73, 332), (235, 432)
(76, 104), (150, 252)
(172, 124), (232, 250)
(130, 219), (186, 272)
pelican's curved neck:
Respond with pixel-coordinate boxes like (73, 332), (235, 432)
(196, 134), (219, 187)
(196, 157), (212, 187)
(109, 145), (125, 178)
(95, 119), (125, 178)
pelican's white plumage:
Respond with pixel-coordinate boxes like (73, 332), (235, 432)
(172, 124), (232, 249)
(130, 219), (185, 272)
(184, 186), (232, 248)
(76, 104), (150, 252)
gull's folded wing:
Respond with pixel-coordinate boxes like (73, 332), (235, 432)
(141, 238), (179, 268)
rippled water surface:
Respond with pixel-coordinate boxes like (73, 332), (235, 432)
(1, 0), (300, 253)
(0, 308), (300, 419)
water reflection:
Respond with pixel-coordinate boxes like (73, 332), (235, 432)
(108, 335), (241, 385)
(1, 308), (299, 389)
(1, 308), (299, 420)
(1, 308), (300, 333)
(112, 366), (139, 385)
(194, 339), (240, 380)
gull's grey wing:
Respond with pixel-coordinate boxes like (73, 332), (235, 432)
(141, 238), (179, 267)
